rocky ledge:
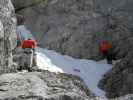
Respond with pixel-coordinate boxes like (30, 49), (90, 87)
(0, 71), (93, 100)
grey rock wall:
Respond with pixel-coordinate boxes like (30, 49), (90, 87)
(12, 0), (108, 60)
(94, 0), (133, 59)
(12, 0), (133, 60)
(0, 0), (17, 73)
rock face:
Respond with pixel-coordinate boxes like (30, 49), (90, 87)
(12, 0), (133, 60)
(94, 0), (133, 59)
(0, 0), (17, 73)
(114, 94), (133, 100)
(0, 71), (93, 100)
(11, 0), (108, 60)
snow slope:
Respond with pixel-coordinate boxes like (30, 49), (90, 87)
(36, 47), (112, 98)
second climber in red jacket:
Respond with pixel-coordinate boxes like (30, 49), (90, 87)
(100, 41), (113, 64)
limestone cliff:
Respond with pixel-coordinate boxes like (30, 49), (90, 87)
(0, 0), (17, 73)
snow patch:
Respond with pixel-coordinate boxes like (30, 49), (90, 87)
(36, 47), (112, 98)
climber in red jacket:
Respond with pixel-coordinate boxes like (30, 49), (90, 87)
(100, 41), (113, 64)
(21, 39), (37, 49)
(20, 39), (37, 71)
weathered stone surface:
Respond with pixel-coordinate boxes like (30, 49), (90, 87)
(0, 71), (93, 100)
(108, 94), (133, 100)
(0, 0), (17, 73)
(12, 0), (133, 60)
(94, 0), (133, 59)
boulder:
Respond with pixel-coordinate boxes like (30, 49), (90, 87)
(0, 71), (93, 100)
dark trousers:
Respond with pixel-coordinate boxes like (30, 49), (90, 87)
(104, 51), (115, 64)
(106, 55), (113, 64)
(18, 48), (37, 72)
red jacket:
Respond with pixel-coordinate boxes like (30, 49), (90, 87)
(21, 39), (37, 49)
(100, 42), (112, 55)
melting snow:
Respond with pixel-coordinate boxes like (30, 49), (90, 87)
(36, 47), (112, 97)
